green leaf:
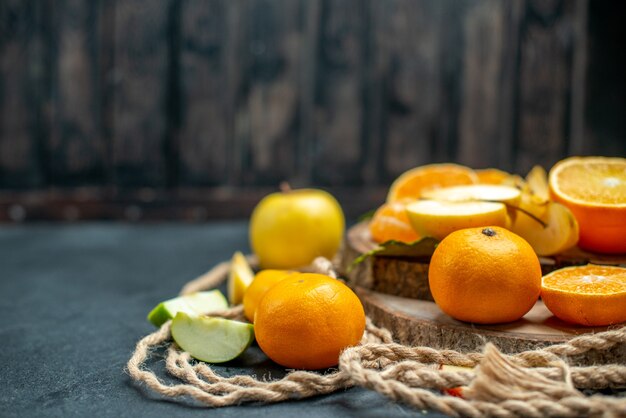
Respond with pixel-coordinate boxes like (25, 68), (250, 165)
(349, 237), (439, 271)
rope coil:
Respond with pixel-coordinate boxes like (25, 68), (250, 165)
(128, 257), (626, 417)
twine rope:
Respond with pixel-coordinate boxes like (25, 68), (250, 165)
(128, 257), (626, 417)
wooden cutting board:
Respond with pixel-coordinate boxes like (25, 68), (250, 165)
(339, 222), (626, 365)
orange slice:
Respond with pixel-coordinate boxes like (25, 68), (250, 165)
(549, 156), (626, 254)
(541, 264), (626, 326)
(369, 201), (420, 243)
(387, 164), (478, 203)
(477, 168), (525, 189)
(476, 168), (511, 185)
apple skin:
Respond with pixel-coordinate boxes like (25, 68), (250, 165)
(249, 189), (345, 269)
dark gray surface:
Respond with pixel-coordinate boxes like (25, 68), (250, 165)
(0, 222), (446, 418)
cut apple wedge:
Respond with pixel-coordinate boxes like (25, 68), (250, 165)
(422, 184), (522, 225)
(228, 251), (254, 305)
(422, 184), (522, 206)
(405, 200), (507, 241)
(510, 201), (579, 256)
(147, 290), (228, 327)
(171, 312), (255, 363)
(525, 165), (550, 205)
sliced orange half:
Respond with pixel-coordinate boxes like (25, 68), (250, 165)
(387, 163), (478, 203)
(549, 156), (626, 254)
(541, 264), (626, 326)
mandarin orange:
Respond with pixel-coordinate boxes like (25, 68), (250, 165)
(428, 226), (541, 324)
(254, 273), (365, 370)
(243, 269), (297, 322)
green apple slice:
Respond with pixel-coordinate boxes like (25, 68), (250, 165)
(171, 312), (255, 363)
(147, 290), (228, 327)
(228, 251), (254, 305)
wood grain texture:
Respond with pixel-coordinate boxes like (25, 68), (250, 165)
(0, 0), (44, 187)
(339, 221), (434, 300)
(177, 0), (231, 186)
(235, 0), (303, 186)
(1, 0), (624, 206)
(357, 287), (626, 365)
(311, 0), (366, 186)
(582, 0), (626, 158)
(0, 186), (387, 222)
(514, 0), (576, 174)
(48, 0), (104, 185)
(370, 1), (442, 178)
(110, 0), (170, 186)
(457, 0), (512, 169)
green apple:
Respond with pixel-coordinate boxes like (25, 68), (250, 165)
(228, 251), (254, 305)
(249, 188), (345, 269)
(147, 290), (228, 327)
(171, 312), (255, 363)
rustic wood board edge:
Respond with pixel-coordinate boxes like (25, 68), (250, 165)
(356, 286), (626, 367)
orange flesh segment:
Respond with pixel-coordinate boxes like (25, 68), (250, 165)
(542, 265), (626, 296)
(388, 164), (478, 202)
(553, 160), (626, 205)
(476, 168), (510, 184)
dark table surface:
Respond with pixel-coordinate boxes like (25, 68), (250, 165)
(0, 222), (447, 418)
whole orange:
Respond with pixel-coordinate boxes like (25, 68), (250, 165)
(254, 273), (365, 369)
(243, 269), (296, 322)
(428, 226), (541, 324)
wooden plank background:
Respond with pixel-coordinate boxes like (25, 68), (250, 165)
(0, 0), (624, 221)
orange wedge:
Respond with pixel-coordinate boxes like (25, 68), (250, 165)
(549, 156), (626, 254)
(476, 168), (511, 185)
(369, 201), (420, 243)
(541, 265), (626, 326)
(477, 168), (525, 189)
(387, 164), (478, 203)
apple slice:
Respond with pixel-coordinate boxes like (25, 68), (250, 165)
(228, 251), (254, 305)
(525, 165), (550, 205)
(147, 290), (228, 327)
(171, 312), (255, 363)
(422, 184), (522, 206)
(422, 184), (522, 225)
(405, 200), (507, 241)
(510, 201), (579, 256)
